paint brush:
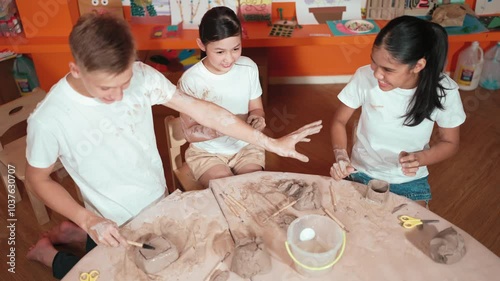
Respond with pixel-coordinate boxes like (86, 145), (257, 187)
(263, 199), (298, 223)
(322, 206), (349, 233)
(127, 240), (156, 250)
(226, 194), (250, 214)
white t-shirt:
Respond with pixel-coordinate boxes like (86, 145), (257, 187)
(339, 65), (466, 184)
(178, 56), (262, 155)
(26, 62), (177, 225)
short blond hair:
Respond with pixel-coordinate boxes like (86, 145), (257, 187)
(69, 13), (135, 74)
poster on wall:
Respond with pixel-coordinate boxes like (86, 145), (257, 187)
(170, 0), (238, 29)
(240, 0), (272, 22)
(78, 0), (124, 18)
(295, 0), (362, 25)
(475, 0), (500, 16)
(129, 0), (171, 24)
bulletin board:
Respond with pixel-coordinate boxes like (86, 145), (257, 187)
(475, 0), (500, 15)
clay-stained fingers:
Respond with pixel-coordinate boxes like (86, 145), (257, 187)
(88, 219), (126, 247)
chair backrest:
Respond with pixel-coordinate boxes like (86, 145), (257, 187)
(0, 88), (45, 150)
(164, 115), (186, 172)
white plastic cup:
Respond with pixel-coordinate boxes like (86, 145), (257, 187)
(285, 214), (345, 277)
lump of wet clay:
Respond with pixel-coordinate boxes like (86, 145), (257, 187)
(429, 227), (466, 264)
(209, 270), (230, 281)
(134, 235), (179, 274)
(231, 238), (272, 278)
(294, 183), (322, 211)
(275, 214), (297, 230)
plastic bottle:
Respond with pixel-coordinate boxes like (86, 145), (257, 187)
(479, 42), (500, 90)
(12, 54), (40, 95)
(453, 41), (484, 91)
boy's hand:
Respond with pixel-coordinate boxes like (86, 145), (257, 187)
(399, 151), (420, 176)
(330, 149), (355, 180)
(86, 216), (127, 247)
(247, 115), (266, 131)
(268, 120), (322, 162)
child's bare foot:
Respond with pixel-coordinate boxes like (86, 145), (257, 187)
(26, 237), (58, 267)
(44, 221), (87, 245)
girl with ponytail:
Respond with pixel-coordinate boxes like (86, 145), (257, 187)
(330, 16), (466, 206)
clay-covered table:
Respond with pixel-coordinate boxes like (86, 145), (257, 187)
(63, 171), (500, 280)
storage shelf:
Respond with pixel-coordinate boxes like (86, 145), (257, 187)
(2, 21), (499, 53)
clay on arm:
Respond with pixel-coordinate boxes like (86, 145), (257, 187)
(180, 112), (222, 143)
(164, 89), (323, 162)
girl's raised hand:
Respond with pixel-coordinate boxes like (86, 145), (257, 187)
(399, 151), (420, 176)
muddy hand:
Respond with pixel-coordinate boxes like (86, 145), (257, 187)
(399, 151), (419, 176)
(87, 216), (127, 247)
(330, 149), (355, 180)
(274, 120), (323, 162)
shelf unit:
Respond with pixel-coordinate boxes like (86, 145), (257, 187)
(1, 0), (499, 90)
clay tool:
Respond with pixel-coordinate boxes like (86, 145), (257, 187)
(263, 199), (298, 223)
(391, 203), (408, 214)
(329, 182), (338, 212)
(322, 206), (349, 233)
(127, 240), (156, 250)
(226, 194), (250, 214)
(219, 194), (241, 218)
(203, 252), (231, 281)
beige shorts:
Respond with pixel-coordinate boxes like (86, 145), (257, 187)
(185, 144), (265, 180)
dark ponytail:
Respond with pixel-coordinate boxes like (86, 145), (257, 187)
(198, 6), (241, 58)
(374, 16), (448, 126)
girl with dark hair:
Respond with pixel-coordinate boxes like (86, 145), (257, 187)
(178, 6), (266, 188)
(330, 16), (466, 206)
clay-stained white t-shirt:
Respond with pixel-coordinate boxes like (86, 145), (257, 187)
(339, 65), (466, 184)
(178, 56), (262, 155)
(26, 62), (176, 225)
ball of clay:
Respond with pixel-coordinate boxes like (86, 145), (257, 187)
(430, 227), (466, 264)
(294, 183), (322, 211)
(134, 235), (179, 274)
(231, 238), (272, 278)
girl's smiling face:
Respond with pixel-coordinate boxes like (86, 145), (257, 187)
(198, 36), (242, 75)
(370, 46), (425, 91)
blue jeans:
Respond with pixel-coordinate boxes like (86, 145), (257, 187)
(347, 172), (432, 202)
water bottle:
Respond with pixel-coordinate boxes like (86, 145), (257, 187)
(12, 54), (40, 95)
(453, 41), (484, 91)
(479, 42), (500, 90)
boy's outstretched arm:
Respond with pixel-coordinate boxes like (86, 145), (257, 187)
(25, 164), (128, 247)
(165, 90), (322, 162)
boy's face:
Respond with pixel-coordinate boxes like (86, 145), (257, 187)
(370, 46), (425, 91)
(70, 62), (133, 104)
(198, 35), (242, 75)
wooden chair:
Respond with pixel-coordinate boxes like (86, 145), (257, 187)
(0, 88), (71, 225)
(164, 115), (204, 192)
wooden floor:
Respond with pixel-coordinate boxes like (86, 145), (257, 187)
(1, 84), (498, 280)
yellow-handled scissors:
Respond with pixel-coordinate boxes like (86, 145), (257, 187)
(399, 215), (439, 229)
(79, 270), (99, 281)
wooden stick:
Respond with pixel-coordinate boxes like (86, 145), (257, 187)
(226, 194), (249, 214)
(263, 199), (298, 223)
(203, 252), (231, 281)
(219, 194), (240, 217)
(127, 240), (155, 250)
(329, 182), (337, 212)
(322, 206), (349, 233)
